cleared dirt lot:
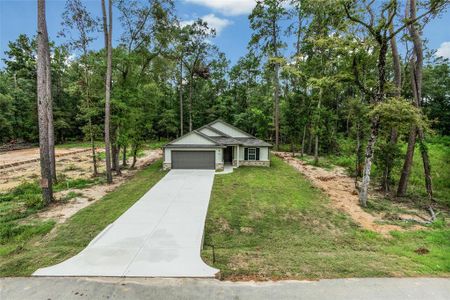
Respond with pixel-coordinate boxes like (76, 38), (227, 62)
(0, 146), (162, 223)
(0, 147), (95, 192)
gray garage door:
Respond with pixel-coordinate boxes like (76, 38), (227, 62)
(171, 151), (215, 169)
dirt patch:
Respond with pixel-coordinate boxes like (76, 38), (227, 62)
(35, 149), (162, 223)
(273, 152), (422, 235)
(0, 148), (96, 192)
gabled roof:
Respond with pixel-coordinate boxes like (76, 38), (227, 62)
(164, 119), (272, 148)
(197, 124), (231, 137)
(207, 119), (253, 138)
(164, 130), (222, 147)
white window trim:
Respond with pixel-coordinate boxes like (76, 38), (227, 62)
(248, 148), (257, 161)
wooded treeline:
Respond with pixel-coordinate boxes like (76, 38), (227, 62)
(0, 0), (449, 207)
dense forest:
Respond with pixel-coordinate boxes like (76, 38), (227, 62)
(0, 0), (449, 209)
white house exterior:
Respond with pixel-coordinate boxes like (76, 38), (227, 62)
(163, 120), (272, 171)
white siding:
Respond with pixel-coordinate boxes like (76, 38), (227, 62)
(164, 148), (223, 163)
(259, 147), (269, 160)
(237, 146), (269, 161)
(199, 127), (221, 137)
(172, 132), (215, 145)
(210, 121), (250, 138)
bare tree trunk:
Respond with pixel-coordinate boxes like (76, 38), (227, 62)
(188, 74), (193, 132)
(179, 60), (184, 136)
(122, 145), (127, 166)
(89, 118), (98, 176)
(409, 0), (432, 200)
(307, 124), (313, 155)
(101, 0), (113, 184)
(131, 144), (138, 169)
(83, 50), (98, 177)
(355, 122), (362, 187)
(37, 0), (53, 205)
(359, 118), (380, 207)
(313, 90), (321, 165)
(46, 41), (56, 183)
(397, 0), (433, 200)
(397, 125), (416, 196)
(274, 62), (280, 150)
(359, 40), (388, 207)
(300, 123), (306, 158)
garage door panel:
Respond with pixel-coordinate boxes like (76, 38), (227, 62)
(171, 151), (215, 169)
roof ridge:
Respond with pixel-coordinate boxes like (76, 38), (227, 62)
(193, 130), (223, 145)
(208, 119), (255, 138)
(198, 125), (231, 137)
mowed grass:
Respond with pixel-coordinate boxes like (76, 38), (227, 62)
(0, 160), (167, 276)
(201, 157), (450, 280)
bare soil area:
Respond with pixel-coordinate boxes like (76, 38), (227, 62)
(37, 149), (162, 223)
(1, 146), (162, 223)
(0, 148), (94, 192)
(273, 152), (423, 234)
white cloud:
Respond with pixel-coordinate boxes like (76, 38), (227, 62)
(185, 0), (256, 16)
(181, 14), (233, 35)
(436, 41), (450, 59)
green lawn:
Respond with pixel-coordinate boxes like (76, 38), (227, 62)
(0, 160), (167, 276)
(201, 157), (450, 280)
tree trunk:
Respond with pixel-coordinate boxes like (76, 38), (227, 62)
(122, 145), (127, 166)
(313, 90), (321, 165)
(274, 62), (280, 150)
(397, 0), (432, 199)
(397, 126), (417, 196)
(359, 118), (380, 207)
(101, 0), (113, 184)
(355, 122), (362, 187)
(300, 123), (307, 158)
(188, 74), (193, 132)
(46, 37), (56, 183)
(37, 0), (53, 205)
(89, 118), (98, 176)
(179, 60), (184, 136)
(131, 145), (138, 169)
(115, 146), (121, 175)
(359, 40), (388, 206)
(83, 48), (98, 177)
(417, 128), (432, 199)
(307, 124), (313, 155)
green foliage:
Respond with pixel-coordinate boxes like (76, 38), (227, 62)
(369, 97), (429, 134)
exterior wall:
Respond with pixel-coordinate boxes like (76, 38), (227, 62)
(210, 121), (250, 138)
(172, 132), (215, 145)
(238, 160), (270, 167)
(259, 147), (269, 160)
(199, 127), (221, 137)
(163, 147), (224, 171)
(232, 146), (270, 167)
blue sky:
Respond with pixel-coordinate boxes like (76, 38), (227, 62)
(0, 0), (449, 68)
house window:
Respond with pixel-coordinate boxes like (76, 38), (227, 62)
(248, 148), (257, 160)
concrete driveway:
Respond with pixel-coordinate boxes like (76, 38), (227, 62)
(33, 170), (219, 277)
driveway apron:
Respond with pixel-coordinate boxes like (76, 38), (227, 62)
(33, 170), (219, 277)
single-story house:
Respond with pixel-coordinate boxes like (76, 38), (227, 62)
(163, 119), (272, 171)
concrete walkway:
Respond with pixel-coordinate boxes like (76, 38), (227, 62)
(2, 277), (449, 300)
(33, 170), (219, 277)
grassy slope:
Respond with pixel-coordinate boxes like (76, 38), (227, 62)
(0, 160), (167, 276)
(201, 157), (450, 280)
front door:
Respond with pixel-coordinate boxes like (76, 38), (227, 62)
(224, 146), (233, 163)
